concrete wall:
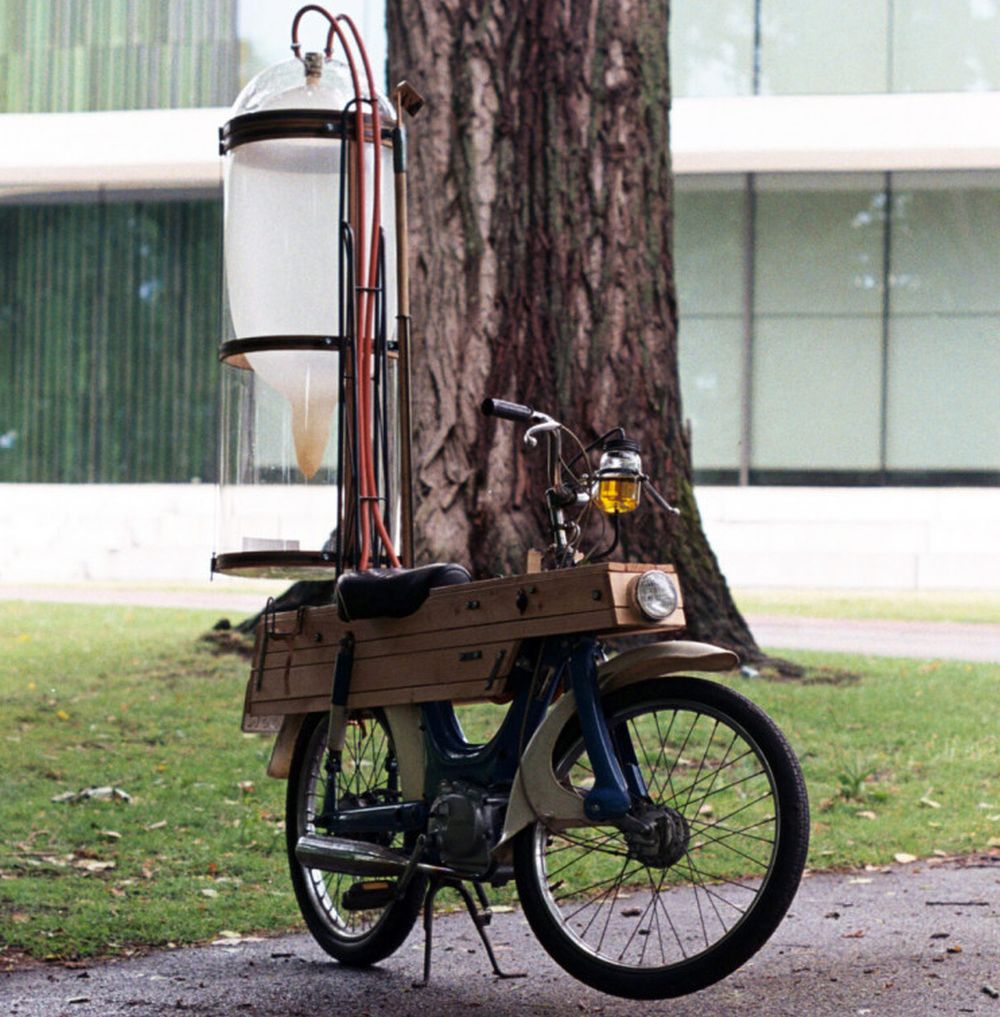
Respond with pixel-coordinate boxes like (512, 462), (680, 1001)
(0, 484), (216, 583)
(696, 487), (1000, 590)
(1, 484), (998, 589)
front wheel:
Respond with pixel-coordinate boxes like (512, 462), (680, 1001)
(513, 677), (809, 999)
(286, 711), (426, 966)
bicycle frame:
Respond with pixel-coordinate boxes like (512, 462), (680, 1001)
(312, 633), (641, 844)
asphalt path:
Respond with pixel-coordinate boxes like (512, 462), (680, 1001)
(3, 858), (999, 1017)
(750, 615), (1000, 665)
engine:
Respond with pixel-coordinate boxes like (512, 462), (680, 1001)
(426, 780), (506, 877)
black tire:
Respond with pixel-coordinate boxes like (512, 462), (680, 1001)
(286, 711), (426, 966)
(513, 677), (809, 999)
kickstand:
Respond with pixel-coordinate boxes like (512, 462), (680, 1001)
(412, 876), (527, 988)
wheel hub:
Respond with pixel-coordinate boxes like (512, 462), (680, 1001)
(623, 805), (690, 868)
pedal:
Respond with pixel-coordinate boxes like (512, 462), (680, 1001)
(341, 879), (396, 911)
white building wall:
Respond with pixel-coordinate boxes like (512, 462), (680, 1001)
(1, 484), (998, 590)
(695, 487), (1000, 590)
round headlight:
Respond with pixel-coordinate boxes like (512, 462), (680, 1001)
(631, 570), (679, 621)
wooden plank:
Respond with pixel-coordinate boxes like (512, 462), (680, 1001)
(248, 675), (506, 714)
(254, 638), (518, 701)
(264, 563), (678, 642)
(257, 565), (682, 672)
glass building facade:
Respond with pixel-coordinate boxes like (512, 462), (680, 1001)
(673, 0), (1000, 486)
(0, 1), (998, 486)
(672, 0), (1000, 97)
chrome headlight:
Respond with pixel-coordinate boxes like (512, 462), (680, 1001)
(630, 570), (679, 621)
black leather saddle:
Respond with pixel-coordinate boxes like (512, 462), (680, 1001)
(335, 562), (472, 621)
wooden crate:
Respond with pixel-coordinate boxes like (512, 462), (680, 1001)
(243, 563), (684, 723)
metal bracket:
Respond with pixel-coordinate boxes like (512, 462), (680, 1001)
(254, 598), (305, 692)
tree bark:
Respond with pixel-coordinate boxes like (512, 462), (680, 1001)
(387, 0), (760, 660)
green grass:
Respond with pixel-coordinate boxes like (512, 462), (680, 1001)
(734, 587), (1000, 624)
(2, 602), (999, 962)
(0, 602), (295, 963)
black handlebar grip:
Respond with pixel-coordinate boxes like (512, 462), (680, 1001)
(481, 397), (535, 422)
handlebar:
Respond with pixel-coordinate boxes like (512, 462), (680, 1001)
(481, 397), (537, 423)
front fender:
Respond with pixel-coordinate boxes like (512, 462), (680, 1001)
(496, 641), (738, 849)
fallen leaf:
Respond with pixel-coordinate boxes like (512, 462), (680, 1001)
(842, 930), (866, 939)
(946, 944), (963, 954)
(100, 830), (121, 841)
(73, 860), (115, 873)
(51, 787), (132, 805)
(237, 781), (255, 794)
(200, 888), (219, 898)
(894, 852), (917, 864)
(145, 820), (167, 831)
(919, 796), (941, 809)
(856, 810), (877, 821)
(211, 933), (264, 946)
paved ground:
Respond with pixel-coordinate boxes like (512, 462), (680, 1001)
(2, 858), (999, 1017)
(749, 615), (1000, 664)
(3, 584), (999, 663)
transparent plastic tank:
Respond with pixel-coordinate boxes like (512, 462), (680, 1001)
(214, 54), (401, 577)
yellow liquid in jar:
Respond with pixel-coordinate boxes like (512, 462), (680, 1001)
(596, 478), (640, 514)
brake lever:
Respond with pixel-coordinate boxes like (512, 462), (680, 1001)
(523, 417), (560, 449)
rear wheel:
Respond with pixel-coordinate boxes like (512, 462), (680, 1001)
(286, 711), (426, 966)
(513, 677), (809, 999)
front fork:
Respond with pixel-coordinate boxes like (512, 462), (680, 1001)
(566, 637), (647, 821)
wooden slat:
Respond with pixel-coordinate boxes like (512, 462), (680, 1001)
(256, 638), (518, 700)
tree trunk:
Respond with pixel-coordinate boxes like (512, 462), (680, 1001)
(384, 0), (758, 660)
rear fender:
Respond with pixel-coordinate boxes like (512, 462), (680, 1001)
(264, 705), (426, 802)
(495, 641), (738, 849)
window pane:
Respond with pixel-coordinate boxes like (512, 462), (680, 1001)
(893, 0), (1000, 92)
(751, 316), (883, 470)
(886, 317), (1000, 470)
(887, 171), (1000, 471)
(755, 175), (886, 316)
(890, 173), (1000, 314)
(0, 0), (238, 112)
(674, 177), (746, 316)
(759, 0), (889, 95)
(679, 317), (743, 470)
(670, 0), (755, 97)
(0, 196), (222, 484)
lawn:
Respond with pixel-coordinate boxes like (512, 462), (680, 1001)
(1, 601), (998, 962)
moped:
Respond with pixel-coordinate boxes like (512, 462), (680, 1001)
(243, 398), (809, 1000)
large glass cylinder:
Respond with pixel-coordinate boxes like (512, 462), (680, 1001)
(214, 53), (401, 578)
